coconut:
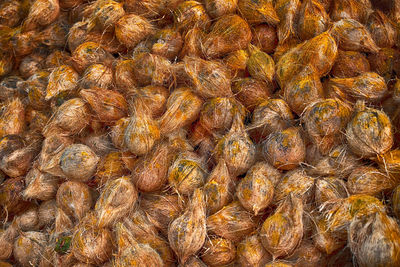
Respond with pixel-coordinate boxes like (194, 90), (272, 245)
(10, 29), (38, 57)
(0, 221), (18, 260)
(86, 0), (124, 31)
(204, 0), (237, 18)
(214, 115), (256, 176)
(54, 208), (74, 234)
(302, 98), (351, 154)
(95, 176), (137, 228)
(367, 10), (396, 48)
(110, 117), (129, 149)
(297, 0), (329, 41)
(377, 149), (400, 180)
(347, 166), (395, 196)
(263, 127), (306, 171)
(159, 87), (202, 135)
(128, 85), (169, 119)
(207, 201), (257, 242)
(168, 189), (206, 264)
(80, 64), (113, 89)
(37, 200), (57, 229)
(56, 181), (92, 222)
(184, 56), (232, 98)
(246, 47), (275, 87)
(140, 194), (183, 236)
(0, 0), (22, 27)
(25, 71), (50, 110)
(46, 65), (79, 101)
(312, 215), (347, 255)
(201, 237), (236, 266)
(179, 27), (205, 59)
(71, 213), (113, 265)
(94, 151), (133, 187)
(224, 49), (249, 77)
(173, 1), (211, 33)
(237, 234), (272, 267)
(232, 78), (274, 111)
(0, 98), (25, 138)
(368, 48), (400, 81)
(237, 162), (278, 215)
(0, 75), (25, 101)
(0, 178), (28, 217)
(260, 194), (304, 259)
(19, 53), (45, 79)
(394, 80), (400, 102)
(80, 131), (114, 157)
(252, 25), (278, 54)
(34, 19), (69, 49)
(346, 102), (393, 158)
(275, 0), (300, 43)
(168, 151), (206, 195)
(71, 42), (114, 74)
(23, 167), (59, 201)
(330, 0), (371, 23)
(203, 14), (252, 59)
(238, 0), (279, 25)
(330, 50), (370, 78)
(124, 0), (183, 18)
(149, 27), (182, 61)
(0, 51), (13, 78)
(22, 0), (59, 32)
(264, 261), (294, 267)
(132, 52), (172, 87)
(13, 231), (47, 267)
(349, 212), (400, 267)
(315, 177), (348, 207)
(286, 240), (324, 267)
(274, 168), (315, 203)
(113, 60), (136, 93)
(0, 144), (36, 178)
(15, 205), (39, 231)
(115, 14), (154, 49)
(45, 50), (70, 70)
(180, 257), (207, 267)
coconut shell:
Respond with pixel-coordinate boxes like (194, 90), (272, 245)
(152, 27), (183, 60)
(347, 166), (395, 196)
(0, 0), (22, 27)
(56, 181), (92, 222)
(23, 167), (59, 201)
(260, 194), (304, 259)
(233, 78), (274, 111)
(274, 168), (315, 203)
(214, 115), (256, 176)
(237, 162), (277, 215)
(237, 234), (272, 267)
(115, 14), (154, 49)
(297, 0), (329, 41)
(330, 50), (370, 78)
(22, 0), (59, 32)
(168, 188), (206, 264)
(173, 1), (211, 33)
(201, 237), (236, 266)
(349, 211), (400, 267)
(346, 103), (393, 158)
(207, 201), (257, 243)
(275, 0), (300, 43)
(315, 176), (348, 207)
(367, 10), (396, 48)
(368, 48), (400, 81)
(14, 231), (47, 267)
(71, 42), (114, 74)
(133, 52), (172, 87)
(204, 14), (252, 59)
(238, 0), (279, 25)
(252, 24), (278, 54)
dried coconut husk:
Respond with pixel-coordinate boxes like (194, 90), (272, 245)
(22, 0), (59, 32)
(224, 49), (249, 78)
(276, 32), (337, 89)
(312, 215), (347, 255)
(179, 27), (205, 59)
(392, 185), (400, 220)
(56, 181), (92, 223)
(286, 240), (325, 267)
(46, 65), (78, 101)
(331, 19), (379, 53)
(284, 65), (324, 116)
(330, 0), (370, 23)
(110, 117), (129, 150)
(237, 234), (272, 267)
(9, 29), (38, 57)
(260, 194), (304, 259)
(377, 149), (400, 180)
(349, 211), (400, 267)
(233, 78), (273, 111)
(43, 98), (91, 137)
(246, 45), (275, 85)
(34, 19), (69, 49)
(203, 15), (252, 59)
(264, 261), (294, 267)
(0, 75), (24, 100)
(37, 199), (57, 229)
(168, 151), (206, 195)
(60, 144), (99, 182)
(94, 151), (133, 187)
(297, 0), (329, 41)
(204, 0), (237, 18)
(123, 0), (183, 18)
(55, 208), (74, 234)
(25, 71), (50, 110)
(19, 53), (46, 79)
(368, 48), (400, 81)
(159, 87), (203, 135)
(114, 59), (137, 92)
(263, 127), (306, 171)
(252, 25), (278, 54)
(200, 237), (236, 266)
(15, 205), (39, 231)
(180, 256), (207, 267)
(80, 64), (113, 89)
(168, 188), (206, 264)
(0, 98), (25, 138)
(346, 102), (393, 158)
(0, 221), (18, 260)
(67, 21), (91, 52)
(347, 166), (395, 196)
(59, 0), (83, 9)
(132, 142), (172, 192)
(95, 176), (137, 228)
(127, 85), (169, 119)
(315, 176), (348, 207)
(23, 166), (59, 201)
(71, 42), (114, 74)
(275, 0), (300, 44)
(79, 130), (113, 157)
(394, 80), (400, 102)
(184, 56), (232, 98)
(366, 10), (396, 48)
(45, 50), (70, 70)
(132, 52), (172, 87)
(0, 261), (12, 267)
(238, 0), (279, 25)
(80, 87), (128, 124)
(140, 194), (183, 236)
(151, 27), (183, 60)
(85, 0), (124, 31)
(207, 201), (257, 243)
(0, 51), (12, 78)
(0, 144), (36, 178)
(302, 98), (351, 155)
(214, 115), (256, 176)
(330, 50), (370, 78)
(237, 162), (279, 215)
(115, 14), (154, 49)
(0, 0), (22, 27)
(71, 213), (113, 265)
(13, 231), (47, 267)
(173, 1), (211, 33)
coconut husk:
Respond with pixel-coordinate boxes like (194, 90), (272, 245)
(71, 213), (113, 265)
(13, 231), (47, 267)
(151, 27), (183, 60)
(260, 194), (304, 259)
(204, 0), (237, 18)
(394, 79), (400, 102)
(25, 71), (50, 110)
(246, 45), (275, 84)
(179, 27), (205, 59)
(346, 102), (393, 158)
(366, 10), (396, 48)
(132, 52), (172, 87)
(207, 201), (257, 243)
(214, 115), (256, 176)
(123, 0), (183, 18)
(22, 0), (59, 32)
(56, 181), (93, 223)
(71, 42), (114, 74)
(46, 65), (78, 101)
(297, 0), (329, 41)
(0, 176), (31, 216)
(368, 48), (400, 81)
(330, 0), (371, 23)
(0, 0), (22, 27)
(180, 256), (207, 267)
(184, 56), (232, 99)
(15, 205), (39, 231)
(37, 199), (57, 229)
(203, 14), (252, 59)
(274, 168), (315, 203)
(238, 0), (279, 25)
(0, 144), (36, 178)
(224, 49), (249, 77)
(315, 176), (348, 207)
(252, 24), (278, 54)
(166, 128), (195, 153)
(159, 87), (203, 135)
(233, 78), (274, 111)
(10, 29), (38, 57)
(0, 75), (25, 100)
(173, 1), (211, 33)
(330, 50), (370, 78)
(169, 188), (206, 264)
(85, 0), (125, 31)
(23, 167), (59, 201)
(0, 98), (25, 139)
(45, 50), (70, 70)
(110, 117), (129, 150)
(377, 149), (400, 181)
(275, 0), (300, 44)
(347, 166), (395, 196)
(19, 53), (46, 79)
(34, 19), (69, 49)
(286, 240), (325, 267)
(0, 221), (18, 260)
(115, 14), (154, 49)
(80, 64), (113, 89)
(349, 211), (400, 267)
(264, 261), (295, 267)
(312, 215), (347, 255)
(200, 237), (236, 266)
(237, 162), (277, 215)
(93, 151), (133, 187)
(237, 234), (272, 267)
(54, 208), (74, 234)
(127, 85), (169, 119)
(114, 60), (137, 92)
(0, 51), (13, 78)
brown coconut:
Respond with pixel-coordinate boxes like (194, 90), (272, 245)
(204, 0), (237, 18)
(23, 167), (59, 201)
(22, 0), (59, 32)
(201, 237), (236, 266)
(232, 78), (274, 111)
(110, 117), (130, 150)
(151, 27), (183, 60)
(330, 50), (370, 78)
(347, 166), (395, 196)
(312, 215), (347, 255)
(115, 14), (154, 49)
(37, 199), (57, 229)
(86, 0), (125, 31)
(13, 231), (47, 267)
(297, 0), (329, 41)
(80, 64), (113, 89)
(238, 0), (279, 25)
(366, 10), (396, 48)
(368, 48), (400, 81)
(173, 1), (211, 33)
(71, 42), (114, 74)
(252, 24), (278, 54)
(237, 234), (272, 267)
(0, 0), (22, 27)
(330, 0), (370, 23)
(0, 221), (18, 260)
(275, 0), (300, 44)
(114, 60), (137, 92)
(274, 168), (315, 203)
(19, 53), (45, 79)
(132, 52), (172, 87)
(246, 45), (275, 84)
(224, 49), (249, 77)
(0, 98), (25, 139)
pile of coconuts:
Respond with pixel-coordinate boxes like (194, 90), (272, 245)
(1, 0), (400, 266)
